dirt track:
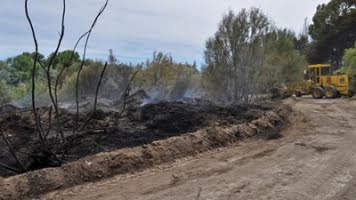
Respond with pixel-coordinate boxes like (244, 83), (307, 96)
(42, 98), (356, 200)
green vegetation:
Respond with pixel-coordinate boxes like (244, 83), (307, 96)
(335, 46), (356, 91)
(344, 47), (356, 74)
(334, 47), (356, 74)
(202, 8), (306, 104)
(0, 80), (10, 105)
(0, 1), (355, 106)
(308, 0), (356, 65)
(134, 52), (200, 100)
(47, 50), (80, 69)
(261, 29), (307, 91)
(0, 50), (200, 105)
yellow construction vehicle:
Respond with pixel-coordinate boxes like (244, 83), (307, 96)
(293, 64), (354, 99)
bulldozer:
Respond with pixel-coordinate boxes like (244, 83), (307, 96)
(292, 64), (355, 99)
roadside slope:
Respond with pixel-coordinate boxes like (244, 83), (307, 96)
(43, 98), (356, 200)
(0, 103), (289, 200)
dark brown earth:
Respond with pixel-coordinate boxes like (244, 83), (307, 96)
(0, 100), (276, 177)
(0, 99), (288, 200)
(38, 97), (356, 200)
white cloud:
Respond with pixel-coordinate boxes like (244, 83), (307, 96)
(0, 0), (329, 65)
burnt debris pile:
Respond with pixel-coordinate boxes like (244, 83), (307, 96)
(0, 97), (275, 177)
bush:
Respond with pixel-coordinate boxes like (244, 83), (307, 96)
(0, 81), (11, 105)
(8, 80), (48, 106)
(133, 52), (200, 100)
(343, 47), (356, 92)
(59, 63), (132, 101)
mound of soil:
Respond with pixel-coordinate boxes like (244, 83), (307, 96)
(0, 103), (291, 200)
(0, 100), (274, 178)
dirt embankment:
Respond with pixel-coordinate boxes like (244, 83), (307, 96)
(0, 102), (291, 199)
(39, 98), (356, 200)
(0, 100), (274, 177)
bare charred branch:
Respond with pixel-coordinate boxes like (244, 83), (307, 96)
(25, 0), (45, 144)
(54, 31), (90, 107)
(45, 0), (66, 115)
(44, 106), (53, 139)
(0, 162), (22, 173)
(36, 111), (46, 145)
(38, 60), (48, 73)
(94, 62), (108, 112)
(54, 67), (66, 106)
(76, 62), (108, 132)
(20, 0), (110, 175)
(119, 70), (140, 117)
(76, 0), (109, 127)
(0, 130), (25, 171)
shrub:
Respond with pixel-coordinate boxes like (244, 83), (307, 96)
(0, 81), (11, 105)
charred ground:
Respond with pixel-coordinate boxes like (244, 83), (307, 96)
(0, 99), (275, 177)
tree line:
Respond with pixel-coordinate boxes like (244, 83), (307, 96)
(308, 0), (355, 66)
(0, 0), (355, 106)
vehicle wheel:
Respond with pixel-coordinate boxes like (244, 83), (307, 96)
(347, 90), (355, 98)
(295, 90), (302, 97)
(325, 86), (338, 99)
(312, 87), (325, 99)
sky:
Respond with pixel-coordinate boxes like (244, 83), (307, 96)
(0, 0), (329, 65)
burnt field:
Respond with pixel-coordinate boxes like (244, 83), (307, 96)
(0, 99), (276, 178)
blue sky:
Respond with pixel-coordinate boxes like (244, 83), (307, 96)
(0, 0), (329, 66)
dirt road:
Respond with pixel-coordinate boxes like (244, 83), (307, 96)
(42, 98), (356, 200)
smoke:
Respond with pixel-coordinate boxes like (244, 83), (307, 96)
(139, 87), (204, 107)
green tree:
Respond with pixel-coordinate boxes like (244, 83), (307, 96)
(133, 51), (199, 100)
(47, 50), (80, 68)
(203, 8), (271, 104)
(260, 29), (307, 90)
(336, 46), (356, 73)
(293, 19), (310, 57)
(0, 60), (8, 78)
(22, 51), (45, 63)
(5, 53), (34, 85)
(308, 0), (356, 65)
(344, 46), (356, 92)
(344, 47), (356, 71)
(0, 80), (10, 105)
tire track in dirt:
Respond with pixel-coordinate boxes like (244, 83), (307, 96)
(326, 159), (356, 200)
(42, 101), (308, 200)
(42, 146), (280, 200)
(43, 136), (307, 200)
(275, 101), (356, 200)
(41, 99), (356, 200)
